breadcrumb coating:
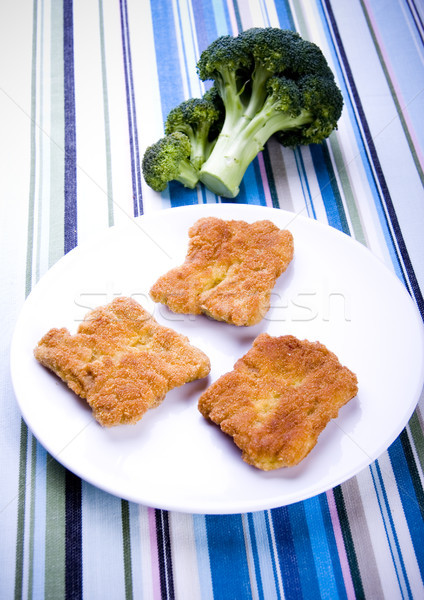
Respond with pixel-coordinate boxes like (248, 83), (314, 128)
(198, 334), (358, 470)
(34, 297), (210, 426)
(150, 217), (294, 326)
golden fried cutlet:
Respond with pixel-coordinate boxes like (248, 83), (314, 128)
(34, 297), (210, 427)
(198, 334), (358, 470)
(149, 217), (294, 326)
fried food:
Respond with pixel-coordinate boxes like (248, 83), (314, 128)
(34, 297), (210, 427)
(150, 217), (294, 326)
(198, 334), (358, 470)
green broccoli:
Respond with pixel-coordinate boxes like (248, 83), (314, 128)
(196, 27), (343, 197)
(142, 131), (199, 192)
(165, 87), (224, 170)
(142, 27), (343, 198)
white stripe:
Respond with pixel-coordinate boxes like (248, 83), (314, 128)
(169, 512), (203, 600)
(128, 0), (171, 212)
(136, 505), (157, 600)
(81, 484), (127, 598)
(266, 510), (286, 599)
(73, 0), (113, 244)
(251, 511), (281, 599)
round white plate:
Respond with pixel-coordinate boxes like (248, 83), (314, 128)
(11, 204), (424, 514)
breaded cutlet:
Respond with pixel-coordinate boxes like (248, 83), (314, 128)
(198, 334), (358, 470)
(149, 217), (294, 326)
(34, 297), (210, 427)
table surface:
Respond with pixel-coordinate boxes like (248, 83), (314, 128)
(2, 1), (424, 598)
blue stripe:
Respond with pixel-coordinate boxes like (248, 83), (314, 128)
(120, 0), (143, 217)
(270, 506), (304, 600)
(310, 143), (350, 234)
(169, 181), (199, 207)
(287, 503), (321, 599)
(63, 0), (77, 254)
(192, 0), (216, 52)
(151, 0), (185, 121)
(274, 0), (296, 30)
(174, 0), (198, 99)
(389, 435), (424, 581)
(318, 494), (348, 599)
(209, 0), (232, 37)
(237, 161), (267, 205)
(370, 460), (413, 599)
(304, 495), (345, 599)
(205, 514), (253, 599)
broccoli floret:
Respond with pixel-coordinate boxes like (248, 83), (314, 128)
(196, 27), (344, 198)
(165, 88), (224, 170)
(142, 131), (199, 192)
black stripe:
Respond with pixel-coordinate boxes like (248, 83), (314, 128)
(65, 469), (82, 600)
(63, 0), (78, 254)
(323, 0), (424, 319)
(333, 486), (365, 599)
(406, 0), (424, 45)
(155, 509), (175, 600)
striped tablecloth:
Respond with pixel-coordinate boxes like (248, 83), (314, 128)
(2, 1), (424, 598)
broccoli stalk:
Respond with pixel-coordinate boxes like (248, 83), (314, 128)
(197, 28), (343, 198)
(199, 77), (315, 197)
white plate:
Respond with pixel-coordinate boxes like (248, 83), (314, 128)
(11, 204), (424, 514)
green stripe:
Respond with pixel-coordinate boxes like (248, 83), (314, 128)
(360, 0), (424, 187)
(98, 0), (114, 227)
(329, 135), (367, 245)
(44, 458), (66, 600)
(408, 409), (424, 475)
(14, 421), (29, 600)
(27, 436), (38, 599)
(121, 500), (134, 600)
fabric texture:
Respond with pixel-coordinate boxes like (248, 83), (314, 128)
(1, 0), (423, 598)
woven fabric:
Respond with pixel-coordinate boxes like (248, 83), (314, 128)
(1, 0), (423, 598)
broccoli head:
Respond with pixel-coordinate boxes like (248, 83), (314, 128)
(197, 27), (344, 197)
(165, 87), (224, 170)
(142, 132), (199, 192)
